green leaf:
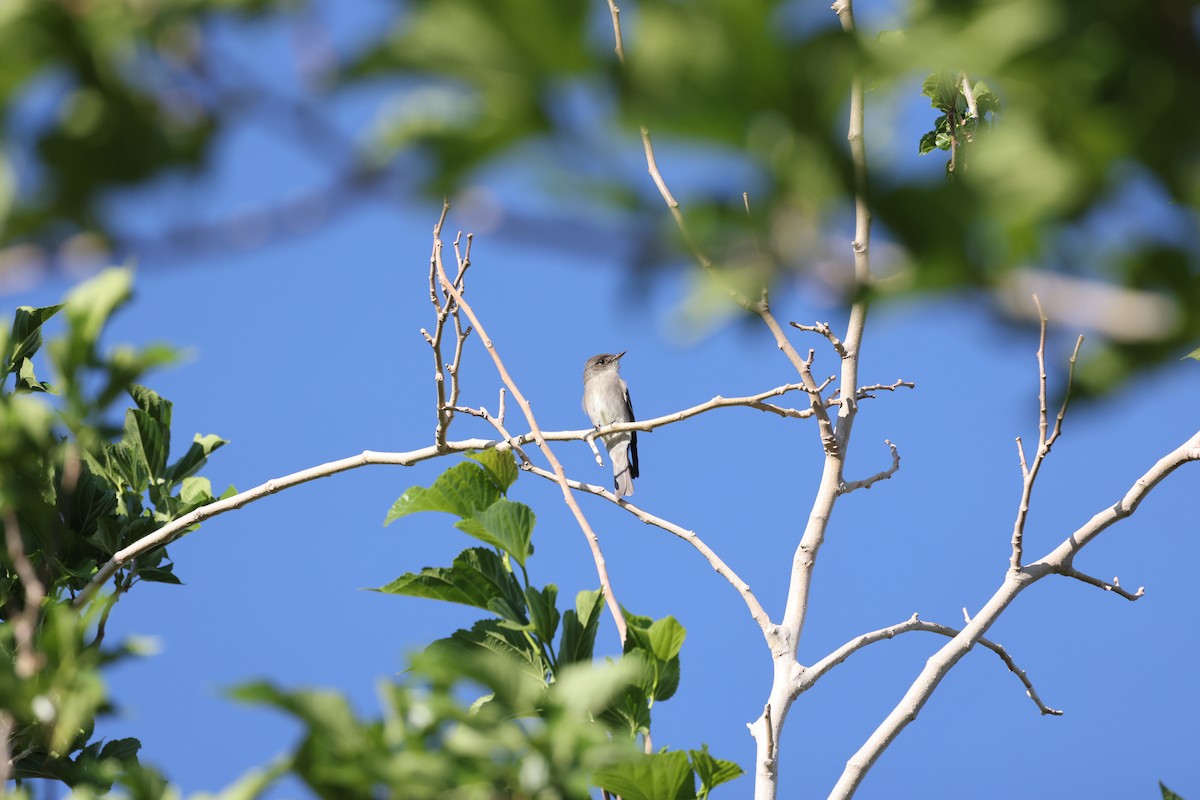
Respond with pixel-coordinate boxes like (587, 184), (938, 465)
(646, 616), (686, 661)
(560, 589), (605, 665)
(525, 584), (560, 646)
(623, 614), (684, 702)
(918, 130), (939, 155)
(136, 566), (181, 585)
(164, 433), (228, 485)
(653, 654), (681, 702)
(16, 356), (54, 393)
(5, 303), (63, 378)
(179, 476), (215, 507)
(920, 71), (957, 110)
(972, 80), (1001, 114)
(466, 448), (519, 492)
(228, 682), (368, 755)
(594, 751), (696, 800)
(1160, 782), (1184, 800)
(455, 498), (535, 566)
(125, 408), (169, 481)
(598, 680), (653, 739)
(689, 745), (744, 798)
(375, 547), (527, 623)
(422, 619), (547, 683)
(128, 383), (172, 427)
(97, 737), (142, 763)
(383, 460), (501, 525)
(55, 268), (134, 378)
(1183, 346), (1200, 361)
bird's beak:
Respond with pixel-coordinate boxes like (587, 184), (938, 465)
(615, 351), (627, 360)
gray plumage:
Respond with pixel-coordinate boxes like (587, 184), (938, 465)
(582, 352), (639, 497)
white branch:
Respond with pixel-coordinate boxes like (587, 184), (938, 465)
(801, 614), (1061, 716)
(829, 429), (1200, 799)
(523, 464), (774, 637)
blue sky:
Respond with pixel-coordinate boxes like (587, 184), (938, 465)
(5, 1), (1200, 798)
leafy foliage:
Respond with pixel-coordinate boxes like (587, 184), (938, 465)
(0, 272), (740, 797)
(0, 268), (225, 790)
(379, 456), (744, 797)
(1, 0), (1195, 398)
(917, 71), (1000, 175)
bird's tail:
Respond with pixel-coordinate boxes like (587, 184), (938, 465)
(611, 439), (635, 498)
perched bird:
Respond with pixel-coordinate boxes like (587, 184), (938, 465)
(582, 352), (639, 497)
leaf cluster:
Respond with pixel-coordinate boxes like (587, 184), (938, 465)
(375, 452), (743, 798)
(3, 0), (1198, 393)
(0, 268), (227, 791)
(917, 71), (1000, 173)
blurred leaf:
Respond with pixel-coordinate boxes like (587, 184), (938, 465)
(57, 268), (133, 374)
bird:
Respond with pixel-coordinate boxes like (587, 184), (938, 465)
(582, 352), (639, 498)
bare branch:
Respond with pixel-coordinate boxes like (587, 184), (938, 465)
(839, 440), (900, 494)
(430, 208), (629, 645)
(1058, 567), (1145, 601)
(1010, 298), (1083, 572)
(605, 0), (625, 62)
(802, 614), (1061, 716)
(74, 441), (510, 606)
(790, 321), (848, 359)
(1048, 335), (1084, 448)
(522, 465), (774, 638)
(838, 379), (916, 402)
(450, 406), (534, 468)
(830, 429), (1200, 799)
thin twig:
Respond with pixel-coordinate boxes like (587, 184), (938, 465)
(522, 465), (773, 637)
(830, 429), (1200, 798)
(1010, 297), (1084, 572)
(839, 440), (900, 494)
(790, 321), (848, 359)
(802, 614), (1062, 716)
(430, 205), (629, 645)
(605, 0), (625, 63)
(1058, 566), (1145, 601)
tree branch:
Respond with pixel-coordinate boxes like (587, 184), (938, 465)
(829, 428), (1200, 799)
(1057, 567), (1145, 601)
(430, 204), (630, 645)
(1010, 295), (1084, 572)
(801, 613), (1062, 716)
(522, 464), (773, 638)
(839, 440), (900, 494)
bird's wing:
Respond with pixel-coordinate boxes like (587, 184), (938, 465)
(623, 382), (639, 478)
